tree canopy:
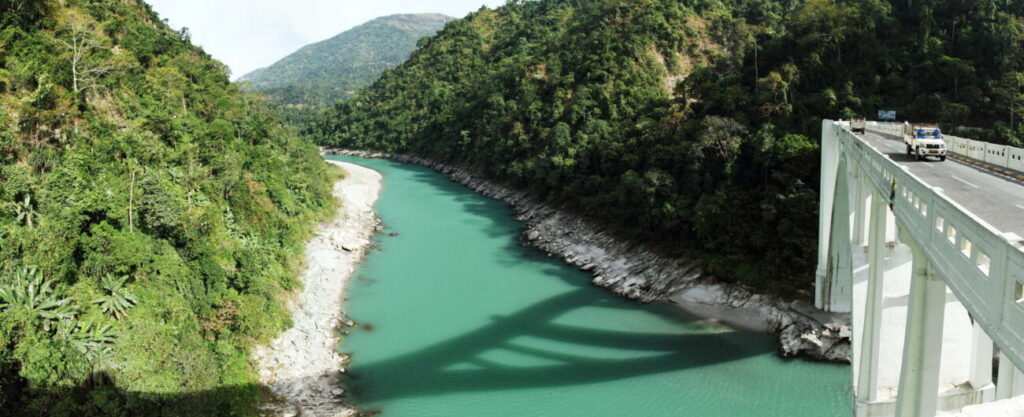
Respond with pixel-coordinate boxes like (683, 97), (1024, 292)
(0, 0), (336, 414)
(310, 0), (1024, 293)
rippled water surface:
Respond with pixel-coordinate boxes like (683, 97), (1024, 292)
(328, 156), (851, 417)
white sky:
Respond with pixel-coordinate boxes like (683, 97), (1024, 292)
(146, 0), (505, 79)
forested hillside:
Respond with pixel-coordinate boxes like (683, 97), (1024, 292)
(240, 13), (451, 108)
(311, 0), (1024, 293)
(0, 1), (336, 415)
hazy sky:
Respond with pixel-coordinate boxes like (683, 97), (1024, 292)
(146, 0), (504, 79)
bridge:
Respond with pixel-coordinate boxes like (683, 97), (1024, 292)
(816, 120), (1024, 416)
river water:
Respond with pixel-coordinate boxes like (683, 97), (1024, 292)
(327, 156), (851, 417)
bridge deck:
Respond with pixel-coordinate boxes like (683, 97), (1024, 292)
(859, 132), (1024, 237)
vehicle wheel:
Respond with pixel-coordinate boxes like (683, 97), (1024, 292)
(940, 156), (946, 162)
(906, 145), (913, 155)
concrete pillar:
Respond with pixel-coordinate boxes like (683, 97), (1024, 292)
(1017, 366), (1024, 397)
(853, 169), (869, 246)
(857, 190), (888, 402)
(824, 154), (854, 313)
(969, 321), (994, 390)
(895, 241), (946, 417)
(817, 120), (841, 309)
(997, 351), (1024, 399)
(886, 205), (898, 244)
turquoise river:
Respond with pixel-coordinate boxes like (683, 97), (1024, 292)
(327, 156), (851, 417)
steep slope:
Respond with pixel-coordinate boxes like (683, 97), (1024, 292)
(0, 1), (335, 415)
(310, 0), (1024, 294)
(240, 13), (452, 107)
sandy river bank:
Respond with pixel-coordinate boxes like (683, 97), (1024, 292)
(253, 160), (382, 417)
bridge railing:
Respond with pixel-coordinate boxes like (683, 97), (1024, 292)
(865, 121), (904, 141)
(866, 122), (1024, 173)
(835, 121), (1024, 371)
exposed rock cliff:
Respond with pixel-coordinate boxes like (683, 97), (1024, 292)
(323, 149), (851, 363)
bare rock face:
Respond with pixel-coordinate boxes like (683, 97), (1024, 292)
(777, 304), (852, 362)
(323, 149), (851, 363)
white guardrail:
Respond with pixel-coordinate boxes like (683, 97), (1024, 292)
(829, 121), (1024, 372)
(866, 122), (1024, 173)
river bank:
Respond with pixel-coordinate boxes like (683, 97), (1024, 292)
(322, 149), (851, 362)
(252, 161), (382, 417)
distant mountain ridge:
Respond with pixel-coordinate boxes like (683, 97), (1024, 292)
(240, 13), (452, 106)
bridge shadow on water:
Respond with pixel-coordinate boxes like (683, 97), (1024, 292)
(344, 272), (770, 404)
(339, 157), (773, 405)
(327, 157), (774, 411)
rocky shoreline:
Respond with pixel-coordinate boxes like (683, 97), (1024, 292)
(323, 148), (851, 363)
(253, 161), (383, 417)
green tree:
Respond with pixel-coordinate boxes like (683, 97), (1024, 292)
(0, 267), (75, 332)
(93, 274), (137, 319)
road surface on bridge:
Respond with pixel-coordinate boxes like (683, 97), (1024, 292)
(859, 132), (1024, 237)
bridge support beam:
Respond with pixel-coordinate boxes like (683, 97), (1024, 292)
(997, 351), (1024, 399)
(969, 321), (994, 391)
(817, 121), (841, 310)
(824, 155), (854, 313)
(857, 189), (888, 402)
(853, 168), (870, 246)
(895, 241), (946, 417)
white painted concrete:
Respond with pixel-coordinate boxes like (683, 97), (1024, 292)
(999, 352), (1024, 399)
(817, 120), (841, 310)
(969, 323), (994, 390)
(951, 395), (1024, 416)
(894, 241), (947, 417)
(822, 121), (1024, 416)
(823, 152), (855, 313)
(857, 192), (889, 402)
(851, 234), (983, 416)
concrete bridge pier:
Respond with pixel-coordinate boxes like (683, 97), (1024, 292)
(997, 351), (1024, 399)
(818, 121), (855, 313)
(856, 184), (889, 403)
(968, 323), (994, 393)
(852, 168), (871, 247)
(894, 238), (946, 417)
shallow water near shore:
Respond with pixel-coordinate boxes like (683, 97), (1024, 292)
(328, 155), (851, 417)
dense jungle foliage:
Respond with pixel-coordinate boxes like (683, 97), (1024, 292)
(0, 0), (336, 415)
(240, 13), (452, 126)
(310, 0), (1024, 293)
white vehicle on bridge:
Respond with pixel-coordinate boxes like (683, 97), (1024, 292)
(903, 123), (947, 161)
(851, 118), (866, 134)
